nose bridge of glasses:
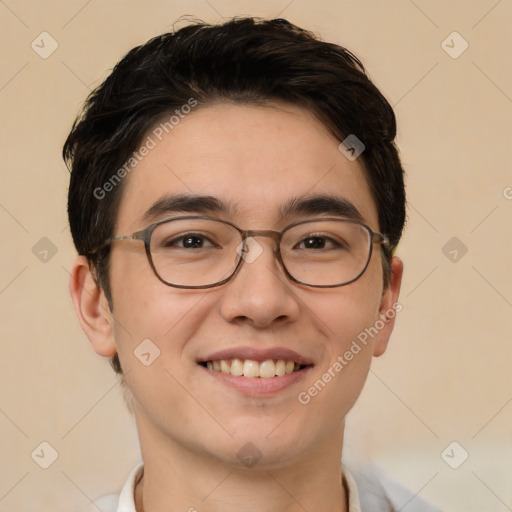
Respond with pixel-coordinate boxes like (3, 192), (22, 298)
(242, 229), (281, 251)
(242, 229), (281, 246)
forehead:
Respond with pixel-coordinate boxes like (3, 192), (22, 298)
(116, 101), (378, 231)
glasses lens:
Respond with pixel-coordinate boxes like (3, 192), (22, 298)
(281, 220), (371, 286)
(150, 218), (241, 287)
(148, 218), (372, 288)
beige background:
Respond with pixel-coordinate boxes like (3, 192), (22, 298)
(1, 1), (511, 511)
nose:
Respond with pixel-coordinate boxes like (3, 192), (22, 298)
(218, 236), (301, 328)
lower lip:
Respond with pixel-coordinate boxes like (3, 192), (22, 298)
(200, 365), (312, 396)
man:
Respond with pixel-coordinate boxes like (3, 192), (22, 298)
(64, 17), (439, 512)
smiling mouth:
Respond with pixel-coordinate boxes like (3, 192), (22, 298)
(200, 359), (310, 378)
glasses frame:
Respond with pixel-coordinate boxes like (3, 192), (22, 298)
(93, 215), (390, 289)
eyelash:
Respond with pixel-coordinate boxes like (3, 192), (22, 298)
(162, 233), (346, 251)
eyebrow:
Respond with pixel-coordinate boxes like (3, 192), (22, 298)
(141, 194), (239, 223)
(279, 195), (364, 222)
(141, 193), (364, 224)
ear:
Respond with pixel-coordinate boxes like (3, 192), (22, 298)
(373, 256), (404, 357)
(69, 255), (117, 357)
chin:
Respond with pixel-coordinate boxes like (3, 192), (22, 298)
(203, 419), (314, 469)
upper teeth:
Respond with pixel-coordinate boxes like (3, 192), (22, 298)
(206, 359), (299, 378)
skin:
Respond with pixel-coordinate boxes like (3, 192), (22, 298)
(70, 101), (403, 512)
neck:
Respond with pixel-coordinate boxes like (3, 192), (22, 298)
(133, 413), (348, 512)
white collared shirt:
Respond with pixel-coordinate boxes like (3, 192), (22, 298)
(91, 463), (441, 512)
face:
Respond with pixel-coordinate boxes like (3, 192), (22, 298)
(76, 101), (402, 470)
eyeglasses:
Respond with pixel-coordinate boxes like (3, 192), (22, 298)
(93, 216), (390, 289)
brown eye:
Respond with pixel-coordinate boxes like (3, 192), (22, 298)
(296, 235), (346, 250)
(162, 233), (216, 249)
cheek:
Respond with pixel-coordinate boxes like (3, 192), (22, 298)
(309, 288), (378, 381)
(307, 260), (383, 352)
(108, 250), (214, 362)
(295, 265), (383, 417)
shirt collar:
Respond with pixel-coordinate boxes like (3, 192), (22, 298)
(116, 463), (143, 512)
(116, 464), (361, 512)
(343, 468), (362, 512)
